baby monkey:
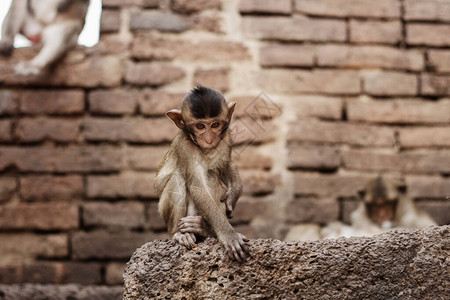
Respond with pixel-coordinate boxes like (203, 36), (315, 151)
(155, 85), (249, 262)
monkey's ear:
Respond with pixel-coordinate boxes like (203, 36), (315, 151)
(166, 109), (185, 129)
(227, 102), (236, 119)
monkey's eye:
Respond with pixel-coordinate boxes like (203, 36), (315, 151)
(211, 122), (221, 129)
(196, 123), (206, 130)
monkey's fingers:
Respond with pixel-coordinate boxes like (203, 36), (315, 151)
(230, 245), (243, 263)
(186, 233), (196, 247)
(238, 233), (250, 242)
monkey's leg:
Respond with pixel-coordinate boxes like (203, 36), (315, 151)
(15, 20), (81, 76)
(0, 0), (28, 56)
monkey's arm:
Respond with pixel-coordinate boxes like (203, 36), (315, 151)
(0, 0), (27, 56)
(221, 162), (242, 218)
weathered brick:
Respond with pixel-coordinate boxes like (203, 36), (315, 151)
(416, 201), (450, 226)
(100, 9), (120, 33)
(295, 0), (401, 18)
(290, 96), (343, 120)
(0, 234), (67, 265)
(0, 146), (123, 173)
(87, 172), (157, 199)
(239, 0), (292, 15)
(362, 71), (418, 96)
(428, 50), (450, 73)
(287, 120), (395, 147)
(172, 0), (221, 13)
(20, 175), (83, 202)
(127, 146), (168, 171)
(0, 90), (18, 115)
(317, 45), (424, 71)
(102, 0), (158, 7)
(421, 74), (450, 96)
(146, 201), (166, 230)
(347, 98), (450, 124)
(15, 118), (80, 143)
(406, 176), (450, 199)
(405, 0), (450, 22)
(258, 70), (360, 95)
(231, 196), (266, 225)
(59, 262), (102, 284)
(260, 45), (314, 67)
(232, 94), (282, 119)
(286, 197), (339, 223)
(83, 117), (178, 143)
(71, 230), (156, 259)
(341, 199), (359, 224)
(399, 127), (450, 148)
(288, 144), (340, 170)
(232, 146), (273, 169)
(89, 89), (138, 115)
(0, 177), (16, 203)
(20, 90), (84, 115)
(193, 68), (229, 93)
(343, 149), (450, 174)
(106, 263), (126, 285)
(293, 173), (372, 197)
(407, 24), (450, 46)
(138, 90), (183, 116)
(130, 11), (189, 32)
(0, 120), (12, 142)
(240, 170), (279, 195)
(189, 11), (222, 33)
(0, 203), (78, 231)
(242, 17), (346, 42)
(125, 62), (185, 86)
(230, 117), (277, 145)
(349, 20), (401, 44)
(82, 201), (145, 228)
(20, 263), (58, 284)
(132, 34), (250, 61)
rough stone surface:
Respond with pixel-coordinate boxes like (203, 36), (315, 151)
(124, 226), (449, 299)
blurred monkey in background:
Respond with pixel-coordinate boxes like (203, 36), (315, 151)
(0, 0), (90, 75)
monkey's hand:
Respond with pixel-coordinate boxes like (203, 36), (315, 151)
(219, 232), (250, 262)
(221, 191), (238, 219)
(178, 216), (211, 237)
(173, 231), (196, 250)
(14, 62), (43, 76)
(0, 40), (13, 57)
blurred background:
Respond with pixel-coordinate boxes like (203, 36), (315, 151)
(0, 0), (449, 296)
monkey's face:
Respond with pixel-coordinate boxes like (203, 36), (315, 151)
(367, 201), (397, 227)
(188, 118), (227, 151)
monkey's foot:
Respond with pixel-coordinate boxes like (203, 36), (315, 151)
(14, 62), (43, 76)
(173, 232), (196, 249)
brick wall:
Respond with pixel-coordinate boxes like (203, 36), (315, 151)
(0, 0), (449, 292)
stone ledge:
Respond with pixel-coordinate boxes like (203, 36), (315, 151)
(124, 226), (449, 299)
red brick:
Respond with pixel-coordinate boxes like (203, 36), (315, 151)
(83, 117), (178, 143)
(421, 74), (450, 96)
(363, 71), (418, 96)
(260, 45), (314, 67)
(405, 0), (450, 22)
(342, 149), (450, 174)
(20, 175), (83, 202)
(288, 144), (340, 170)
(88, 35), (129, 55)
(242, 16), (346, 42)
(349, 20), (401, 44)
(100, 9), (120, 33)
(287, 120), (395, 147)
(428, 50), (450, 73)
(0, 177), (16, 203)
(290, 96), (343, 120)
(406, 176), (450, 199)
(87, 172), (157, 199)
(258, 70), (360, 95)
(125, 62), (185, 86)
(102, 0), (159, 7)
(130, 11), (189, 32)
(317, 45), (424, 71)
(193, 68), (229, 93)
(172, 0), (221, 13)
(189, 11), (222, 33)
(239, 0), (292, 15)
(0, 120), (12, 142)
(20, 90), (84, 115)
(71, 230), (156, 259)
(286, 197), (339, 223)
(89, 89), (138, 115)
(0, 234), (68, 265)
(295, 0), (401, 18)
(146, 201), (166, 230)
(231, 196), (266, 225)
(127, 146), (168, 170)
(138, 90), (183, 116)
(106, 263), (126, 285)
(347, 98), (450, 124)
(399, 127), (450, 148)
(240, 170), (279, 195)
(230, 117), (277, 145)
(0, 146), (123, 173)
(407, 24), (450, 46)
(292, 173), (372, 197)
(0, 203), (78, 231)
(232, 146), (273, 169)
(132, 34), (250, 62)
(0, 90), (18, 115)
(416, 201), (450, 226)
(15, 118), (80, 143)
(82, 201), (145, 228)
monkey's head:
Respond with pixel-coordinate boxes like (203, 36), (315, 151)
(166, 85), (236, 151)
(362, 176), (400, 227)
